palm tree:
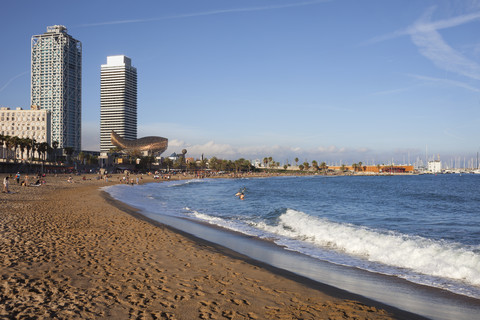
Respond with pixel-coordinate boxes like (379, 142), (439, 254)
(320, 161), (328, 174)
(299, 164), (304, 171)
(208, 157), (219, 170)
(78, 151), (86, 164)
(200, 158), (208, 169)
(18, 138), (28, 161)
(352, 163), (358, 172)
(87, 154), (98, 165)
(263, 157), (268, 168)
(303, 161), (310, 171)
(340, 164), (346, 172)
(31, 141), (38, 161)
(37, 142), (49, 161)
(312, 160), (318, 171)
(7, 136), (20, 162)
(64, 147), (74, 164)
(234, 158), (251, 173)
(187, 160), (197, 171)
(358, 162), (363, 172)
(163, 157), (173, 171)
(0, 134), (9, 160)
(52, 141), (59, 163)
(24, 138), (33, 162)
(294, 157), (299, 167)
(46, 145), (53, 162)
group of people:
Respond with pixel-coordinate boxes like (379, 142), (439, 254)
(2, 172), (43, 193)
(119, 175), (141, 185)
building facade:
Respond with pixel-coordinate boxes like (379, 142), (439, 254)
(428, 160), (442, 173)
(31, 25), (82, 152)
(100, 55), (137, 153)
(0, 106), (51, 159)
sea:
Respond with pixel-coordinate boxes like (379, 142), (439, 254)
(104, 174), (480, 319)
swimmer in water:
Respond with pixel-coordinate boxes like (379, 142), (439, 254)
(235, 187), (246, 200)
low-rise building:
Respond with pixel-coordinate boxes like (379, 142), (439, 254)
(428, 160), (442, 173)
(0, 105), (51, 159)
(0, 105), (51, 144)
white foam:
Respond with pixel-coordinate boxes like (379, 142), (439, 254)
(254, 209), (480, 287)
(166, 179), (205, 187)
(183, 207), (257, 236)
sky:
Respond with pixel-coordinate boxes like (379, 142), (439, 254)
(1, 0), (480, 166)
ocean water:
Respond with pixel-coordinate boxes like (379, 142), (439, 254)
(105, 174), (480, 300)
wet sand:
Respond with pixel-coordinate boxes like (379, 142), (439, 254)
(0, 174), (421, 319)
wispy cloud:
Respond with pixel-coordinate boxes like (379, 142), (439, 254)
(367, 7), (480, 81)
(371, 86), (418, 96)
(78, 0), (329, 27)
(408, 73), (480, 92)
(0, 71), (27, 93)
(410, 7), (480, 80)
(367, 8), (480, 44)
(443, 128), (464, 141)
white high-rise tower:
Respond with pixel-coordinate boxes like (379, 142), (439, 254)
(100, 55), (137, 153)
(31, 25), (82, 152)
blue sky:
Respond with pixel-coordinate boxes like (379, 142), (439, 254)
(1, 0), (480, 166)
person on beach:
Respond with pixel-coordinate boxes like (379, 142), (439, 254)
(3, 176), (9, 193)
(15, 172), (20, 184)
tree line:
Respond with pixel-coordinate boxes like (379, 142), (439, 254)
(0, 133), (372, 174)
(159, 156), (253, 172)
(0, 134), (77, 163)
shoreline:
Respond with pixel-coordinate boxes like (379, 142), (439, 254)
(104, 179), (480, 320)
(0, 174), (426, 319)
(102, 190), (431, 320)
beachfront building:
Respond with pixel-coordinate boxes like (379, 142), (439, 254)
(428, 160), (442, 173)
(100, 55), (137, 153)
(0, 106), (51, 159)
(31, 25), (82, 152)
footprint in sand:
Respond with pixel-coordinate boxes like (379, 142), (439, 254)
(159, 300), (176, 309)
(230, 298), (250, 306)
(198, 300), (220, 319)
(160, 286), (172, 293)
(247, 312), (258, 319)
(222, 310), (237, 320)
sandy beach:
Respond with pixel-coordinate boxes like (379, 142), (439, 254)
(0, 174), (421, 319)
